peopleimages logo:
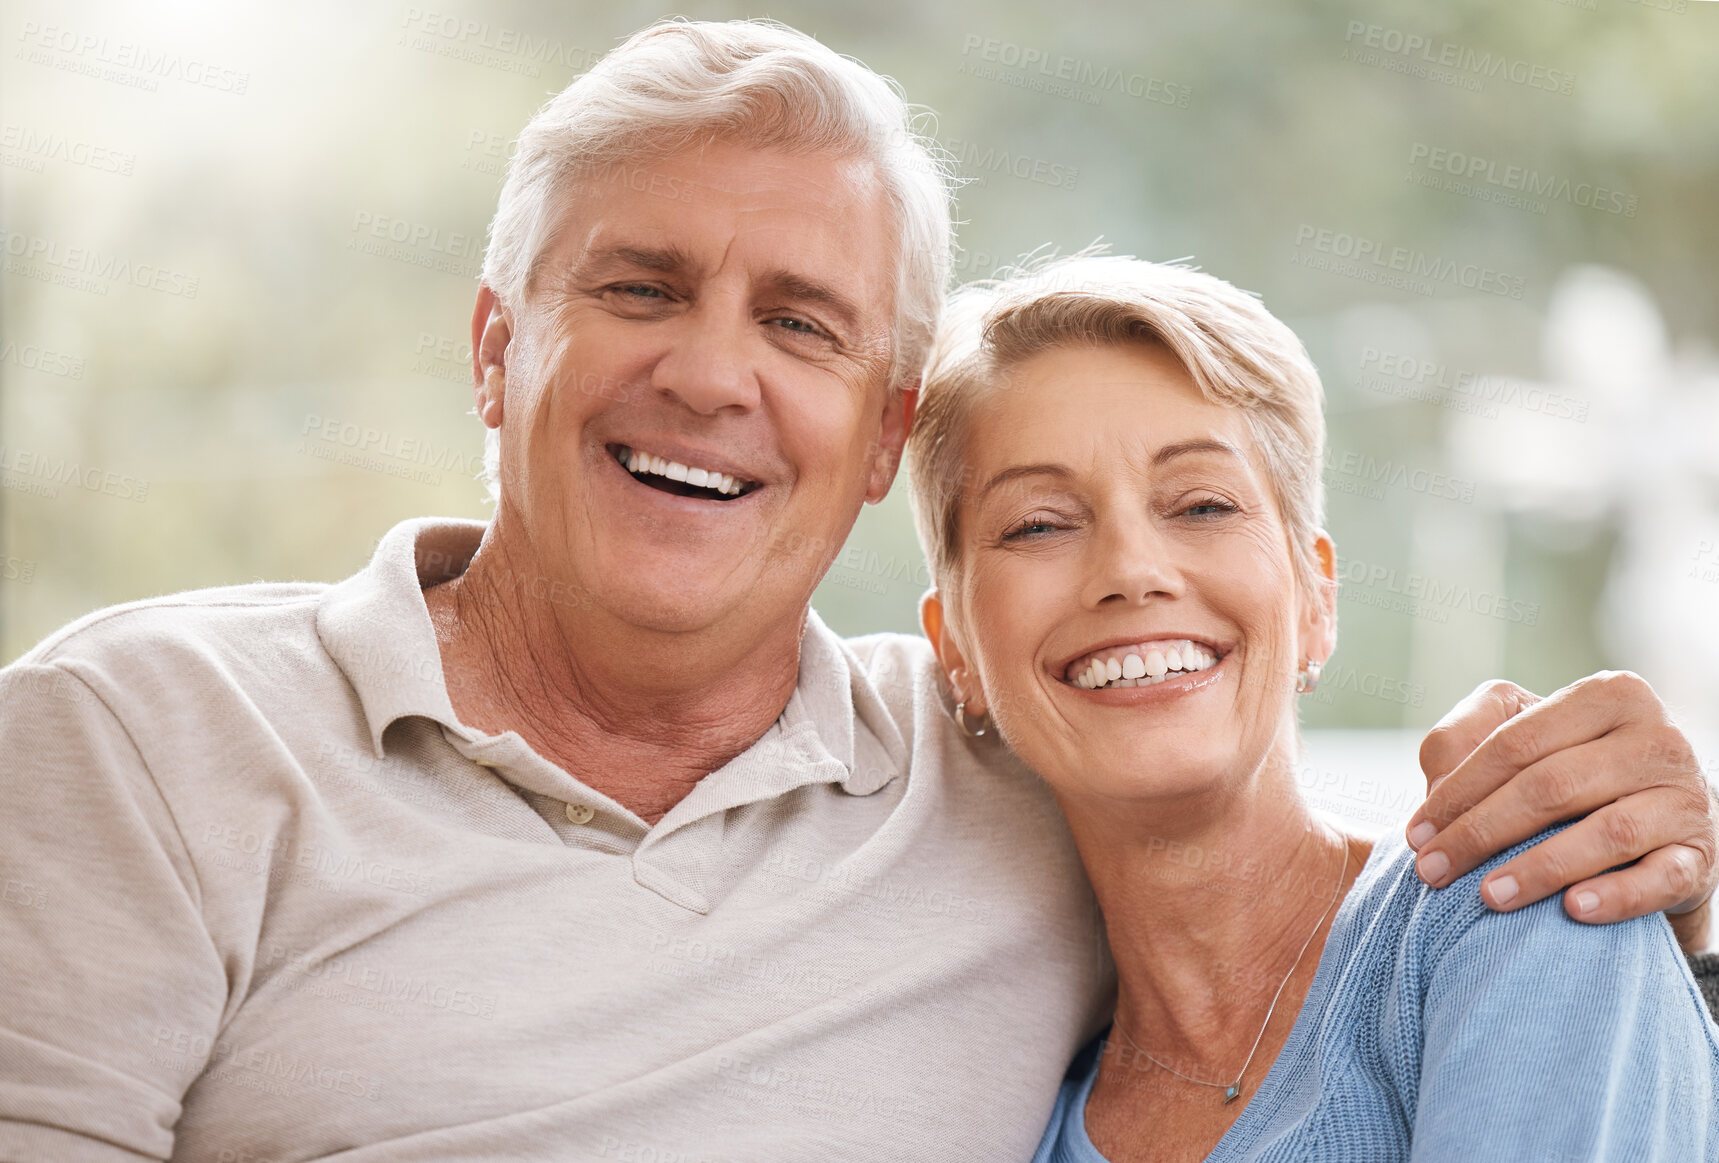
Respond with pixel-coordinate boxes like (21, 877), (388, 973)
(958, 33), (1191, 108)
(1341, 22), (1575, 95)
(1339, 556), (1541, 627)
(1358, 348), (1590, 422)
(15, 21), (251, 94)
(1292, 225), (1526, 300)
(1406, 143), (1637, 218)
(0, 230), (199, 299)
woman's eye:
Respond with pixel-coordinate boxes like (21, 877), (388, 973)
(1003, 520), (1062, 541)
(1181, 497), (1238, 519)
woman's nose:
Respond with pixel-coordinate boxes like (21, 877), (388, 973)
(1084, 519), (1183, 608)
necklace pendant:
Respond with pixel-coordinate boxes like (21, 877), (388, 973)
(1223, 1084), (1242, 1104)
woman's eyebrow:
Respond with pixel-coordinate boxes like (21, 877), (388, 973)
(976, 441), (1244, 501)
(1153, 438), (1247, 467)
(977, 464), (1074, 502)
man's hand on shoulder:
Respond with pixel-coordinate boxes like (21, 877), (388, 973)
(1402, 672), (1717, 954)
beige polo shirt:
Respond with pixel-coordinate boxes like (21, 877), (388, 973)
(0, 517), (1111, 1163)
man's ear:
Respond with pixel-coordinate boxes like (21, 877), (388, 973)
(919, 587), (985, 714)
(472, 284), (513, 429)
(1300, 532), (1339, 667)
(865, 382), (917, 504)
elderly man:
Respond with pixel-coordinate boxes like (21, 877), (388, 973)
(2, 18), (1714, 1163)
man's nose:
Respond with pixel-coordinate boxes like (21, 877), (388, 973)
(649, 304), (763, 415)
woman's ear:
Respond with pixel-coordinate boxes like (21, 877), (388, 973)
(1299, 532), (1339, 666)
(919, 588), (987, 715)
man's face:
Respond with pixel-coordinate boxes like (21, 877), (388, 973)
(478, 140), (908, 636)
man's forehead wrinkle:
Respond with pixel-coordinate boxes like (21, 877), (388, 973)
(688, 148), (873, 199)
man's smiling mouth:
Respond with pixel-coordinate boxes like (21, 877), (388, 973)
(609, 444), (762, 501)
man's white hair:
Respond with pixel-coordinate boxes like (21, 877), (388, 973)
(478, 17), (955, 502)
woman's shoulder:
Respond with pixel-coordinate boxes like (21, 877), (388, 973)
(1350, 818), (1718, 1046)
(1348, 822), (1719, 1158)
(1354, 821), (1663, 968)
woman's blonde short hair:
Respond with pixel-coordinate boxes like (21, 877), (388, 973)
(907, 254), (1329, 599)
(478, 18), (953, 502)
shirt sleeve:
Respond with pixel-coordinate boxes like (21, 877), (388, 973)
(1410, 880), (1719, 1163)
(0, 663), (229, 1162)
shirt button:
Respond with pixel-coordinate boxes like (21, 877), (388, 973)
(564, 802), (595, 825)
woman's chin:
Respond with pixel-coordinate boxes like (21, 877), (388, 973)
(1029, 730), (1245, 804)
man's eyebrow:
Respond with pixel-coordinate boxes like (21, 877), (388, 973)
(601, 245), (696, 274)
(1154, 438), (1247, 467)
(761, 269), (862, 333)
(569, 251), (862, 332)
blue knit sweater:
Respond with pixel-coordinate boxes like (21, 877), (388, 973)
(1033, 826), (1719, 1162)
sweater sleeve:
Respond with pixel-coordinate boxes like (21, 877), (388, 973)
(0, 664), (229, 1162)
(1409, 871), (1719, 1163)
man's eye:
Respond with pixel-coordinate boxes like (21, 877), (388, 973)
(769, 316), (824, 336)
(617, 284), (665, 299)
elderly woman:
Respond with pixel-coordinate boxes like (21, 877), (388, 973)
(907, 256), (1719, 1161)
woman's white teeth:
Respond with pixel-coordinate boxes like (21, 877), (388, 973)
(1070, 641), (1219, 689)
(621, 446), (747, 496)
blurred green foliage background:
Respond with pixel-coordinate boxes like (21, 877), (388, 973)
(3, 0), (1716, 736)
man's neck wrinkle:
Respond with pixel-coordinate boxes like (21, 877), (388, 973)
(434, 545), (801, 822)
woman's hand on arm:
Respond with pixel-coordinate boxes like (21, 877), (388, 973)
(1402, 672), (1718, 952)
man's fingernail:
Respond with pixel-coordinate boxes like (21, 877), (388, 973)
(1575, 890), (1600, 917)
(1407, 821), (1436, 850)
(1417, 850), (1449, 884)
(1488, 874), (1518, 906)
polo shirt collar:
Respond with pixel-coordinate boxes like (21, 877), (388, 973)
(316, 516), (480, 758)
(314, 517), (907, 800)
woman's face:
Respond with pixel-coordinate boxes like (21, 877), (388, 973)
(941, 341), (1333, 807)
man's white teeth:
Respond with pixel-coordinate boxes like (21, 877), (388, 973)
(621, 446), (747, 496)
(1069, 641), (1219, 690)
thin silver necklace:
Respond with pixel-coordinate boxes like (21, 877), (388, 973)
(1110, 839), (1349, 1105)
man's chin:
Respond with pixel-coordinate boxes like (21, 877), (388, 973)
(590, 569), (801, 638)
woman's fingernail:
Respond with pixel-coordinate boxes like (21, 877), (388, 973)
(1575, 891), (1600, 917)
(1407, 821), (1437, 850)
(1417, 850), (1449, 884)
(1488, 875), (1518, 906)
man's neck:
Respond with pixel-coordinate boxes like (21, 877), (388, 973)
(423, 525), (805, 825)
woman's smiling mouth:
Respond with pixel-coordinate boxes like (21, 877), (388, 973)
(1063, 639), (1226, 690)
